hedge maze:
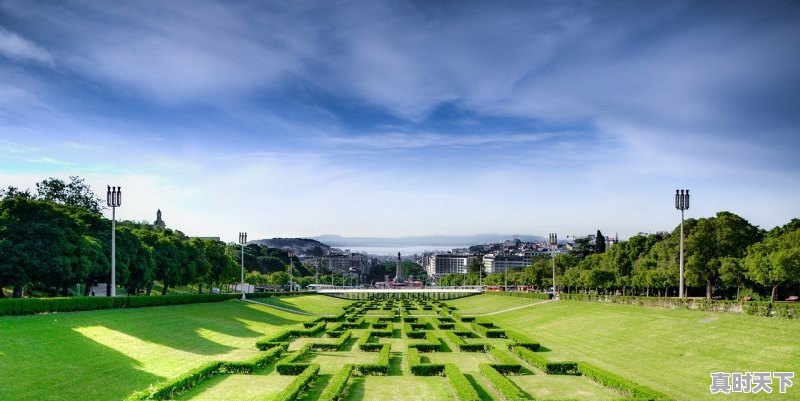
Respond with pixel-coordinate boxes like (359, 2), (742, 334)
(126, 297), (673, 401)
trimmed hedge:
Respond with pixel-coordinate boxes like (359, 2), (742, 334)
(470, 322), (507, 338)
(126, 345), (285, 400)
(409, 331), (442, 352)
(479, 364), (530, 401)
(445, 330), (490, 352)
(488, 347), (521, 374)
(408, 347), (445, 376)
(319, 364), (354, 401)
(445, 364), (480, 401)
(512, 347), (579, 375)
(354, 344), (391, 375)
(506, 330), (540, 351)
(276, 344), (313, 375)
(274, 363), (320, 401)
(357, 330), (391, 351)
(0, 293), (247, 316)
(578, 362), (673, 401)
(312, 330), (352, 351)
(256, 322), (327, 350)
(484, 291), (552, 300)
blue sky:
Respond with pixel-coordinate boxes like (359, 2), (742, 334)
(1, 0), (798, 243)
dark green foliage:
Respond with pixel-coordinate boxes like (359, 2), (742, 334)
(512, 347), (580, 375)
(506, 330), (540, 351)
(479, 364), (530, 401)
(276, 344), (313, 374)
(319, 364), (353, 401)
(274, 364), (320, 401)
(489, 347), (522, 374)
(409, 331), (442, 352)
(445, 364), (480, 401)
(353, 344), (391, 375)
(578, 362), (673, 400)
(0, 293), (243, 316)
(408, 347), (445, 376)
(470, 321), (507, 338)
(445, 330), (490, 352)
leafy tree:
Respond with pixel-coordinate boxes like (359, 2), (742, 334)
(744, 228), (800, 301)
(36, 176), (103, 215)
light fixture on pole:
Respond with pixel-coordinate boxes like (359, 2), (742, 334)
(106, 186), (121, 297)
(549, 233), (557, 299)
(675, 189), (690, 298)
(288, 251), (294, 292)
(239, 232), (247, 300)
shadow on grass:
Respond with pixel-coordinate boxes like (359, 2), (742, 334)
(0, 323), (162, 401)
(344, 376), (365, 401)
(537, 345), (552, 353)
(464, 373), (495, 401)
(392, 328), (402, 339)
(388, 352), (403, 376)
(97, 301), (307, 356)
(298, 374), (332, 401)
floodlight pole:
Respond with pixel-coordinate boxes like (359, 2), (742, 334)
(675, 190), (690, 298)
(549, 233), (557, 299)
(239, 232), (247, 300)
(106, 186), (121, 297)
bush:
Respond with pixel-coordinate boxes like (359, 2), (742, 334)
(445, 331), (490, 352)
(277, 344), (313, 375)
(512, 347), (579, 375)
(479, 364), (530, 401)
(484, 291), (551, 301)
(578, 362), (672, 400)
(409, 332), (442, 352)
(0, 293), (248, 316)
(488, 347), (521, 374)
(319, 364), (353, 401)
(470, 322), (507, 338)
(313, 330), (352, 351)
(274, 364), (320, 401)
(445, 364), (480, 401)
(354, 344), (391, 375)
(126, 361), (223, 400)
(506, 330), (540, 351)
(408, 348), (445, 376)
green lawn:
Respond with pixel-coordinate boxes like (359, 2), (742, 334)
(3, 294), (799, 401)
(0, 300), (313, 401)
(446, 293), (547, 315)
(491, 299), (800, 401)
(248, 294), (353, 315)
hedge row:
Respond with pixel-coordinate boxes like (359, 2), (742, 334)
(319, 364), (354, 401)
(409, 331), (442, 352)
(445, 364), (480, 401)
(312, 330), (352, 351)
(353, 344), (391, 375)
(274, 363), (320, 401)
(403, 323), (427, 339)
(357, 330), (391, 351)
(578, 362), (673, 401)
(408, 347), (445, 376)
(256, 322), (327, 350)
(276, 344), (313, 375)
(451, 310), (476, 322)
(126, 345), (285, 400)
(470, 322), (507, 338)
(479, 364), (530, 401)
(453, 324), (476, 338)
(445, 330), (490, 352)
(512, 346), (579, 375)
(505, 330), (540, 351)
(488, 347), (522, 374)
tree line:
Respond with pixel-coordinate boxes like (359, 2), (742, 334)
(0, 177), (308, 298)
(440, 212), (799, 301)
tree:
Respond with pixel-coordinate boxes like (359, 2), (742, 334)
(745, 228), (800, 301)
(595, 230), (606, 253)
(35, 176), (103, 215)
(570, 236), (595, 259)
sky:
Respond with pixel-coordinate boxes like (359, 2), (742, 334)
(1, 0), (798, 243)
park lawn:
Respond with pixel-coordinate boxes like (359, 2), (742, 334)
(0, 300), (313, 401)
(491, 300), (800, 401)
(345, 376), (454, 401)
(446, 293), (547, 315)
(175, 365), (294, 401)
(510, 374), (624, 401)
(249, 294), (353, 316)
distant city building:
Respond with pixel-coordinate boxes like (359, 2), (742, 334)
(426, 253), (475, 277)
(321, 250), (370, 275)
(483, 253), (526, 274)
(153, 209), (166, 229)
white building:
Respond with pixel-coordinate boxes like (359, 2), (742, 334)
(483, 253), (526, 274)
(426, 253), (475, 278)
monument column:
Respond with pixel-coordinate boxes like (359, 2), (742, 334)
(393, 252), (404, 283)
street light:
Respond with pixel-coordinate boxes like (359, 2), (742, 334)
(288, 251), (294, 292)
(106, 186), (121, 297)
(549, 233), (557, 299)
(239, 232), (247, 300)
(675, 189), (690, 298)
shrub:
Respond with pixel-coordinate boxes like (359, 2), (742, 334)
(125, 361), (223, 400)
(445, 364), (480, 401)
(277, 344), (313, 375)
(470, 322), (507, 338)
(578, 362), (672, 401)
(319, 364), (353, 401)
(484, 291), (551, 301)
(408, 347), (445, 376)
(313, 330), (352, 351)
(274, 364), (320, 401)
(479, 364), (530, 401)
(512, 347), (579, 375)
(354, 344), (391, 375)
(489, 347), (521, 374)
(409, 332), (442, 352)
(506, 330), (540, 351)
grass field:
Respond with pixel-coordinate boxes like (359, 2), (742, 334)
(248, 294), (353, 315)
(2, 294), (798, 401)
(0, 301), (314, 401)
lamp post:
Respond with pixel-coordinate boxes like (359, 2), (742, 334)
(288, 251), (294, 292)
(239, 232), (247, 300)
(549, 233), (557, 299)
(503, 250), (508, 291)
(675, 189), (690, 298)
(106, 186), (121, 297)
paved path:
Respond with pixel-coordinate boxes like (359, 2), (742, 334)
(478, 299), (556, 316)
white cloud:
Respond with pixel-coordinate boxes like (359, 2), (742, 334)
(323, 132), (552, 149)
(0, 27), (53, 64)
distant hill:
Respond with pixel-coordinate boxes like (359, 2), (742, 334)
(250, 238), (330, 257)
(312, 234), (544, 247)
